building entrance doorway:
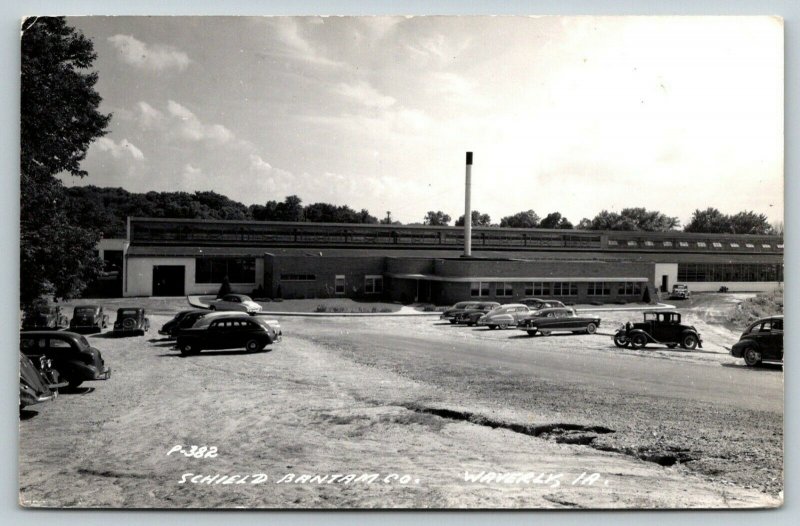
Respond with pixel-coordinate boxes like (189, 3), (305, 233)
(661, 275), (669, 292)
(153, 266), (185, 296)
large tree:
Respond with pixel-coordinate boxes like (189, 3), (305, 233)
(539, 212), (574, 229)
(684, 207), (774, 235)
(499, 210), (539, 228)
(455, 210), (492, 227)
(21, 17), (111, 308)
(683, 207), (729, 234)
(586, 208), (679, 231)
(423, 210), (451, 226)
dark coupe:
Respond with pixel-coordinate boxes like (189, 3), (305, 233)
(518, 307), (601, 336)
(69, 305), (109, 333)
(454, 302), (501, 326)
(176, 314), (282, 355)
(159, 309), (208, 337)
(731, 315), (783, 366)
(440, 301), (480, 324)
(112, 308), (150, 336)
(21, 305), (69, 331)
(614, 311), (702, 350)
(20, 331), (111, 389)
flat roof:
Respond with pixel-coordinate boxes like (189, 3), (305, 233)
(385, 273), (649, 283)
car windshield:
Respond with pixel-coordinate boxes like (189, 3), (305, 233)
(119, 309), (139, 316)
(77, 336), (90, 348)
(75, 307), (96, 314)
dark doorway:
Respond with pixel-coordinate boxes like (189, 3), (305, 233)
(660, 275), (668, 292)
(153, 266), (185, 296)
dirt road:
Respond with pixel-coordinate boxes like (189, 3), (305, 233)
(19, 305), (782, 508)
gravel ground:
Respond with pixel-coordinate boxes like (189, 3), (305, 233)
(18, 296), (782, 508)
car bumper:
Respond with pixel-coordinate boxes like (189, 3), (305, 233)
(94, 367), (112, 381)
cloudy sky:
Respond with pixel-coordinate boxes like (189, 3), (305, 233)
(64, 16), (783, 225)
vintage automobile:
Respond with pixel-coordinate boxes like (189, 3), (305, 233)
(669, 284), (691, 300)
(613, 311), (702, 350)
(518, 307), (601, 336)
(20, 331), (111, 389)
(477, 304), (531, 330)
(730, 315), (783, 366)
(21, 305), (69, 331)
(19, 353), (56, 409)
(210, 294), (263, 313)
(159, 309), (208, 337)
(519, 298), (567, 310)
(69, 305), (109, 333)
(112, 308), (150, 336)
(440, 301), (481, 324)
(176, 314), (282, 355)
(453, 302), (501, 326)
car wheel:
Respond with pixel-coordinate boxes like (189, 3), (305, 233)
(630, 333), (647, 349)
(180, 342), (200, 356)
(540, 330), (551, 336)
(498, 323), (509, 330)
(681, 334), (699, 350)
(246, 339), (265, 352)
(743, 346), (761, 367)
(666, 344), (678, 349)
(67, 378), (83, 389)
(585, 323), (597, 335)
(613, 332), (628, 348)
(526, 330), (537, 336)
(209, 305), (216, 311)
(488, 325), (497, 330)
(449, 319), (457, 324)
(468, 321), (475, 326)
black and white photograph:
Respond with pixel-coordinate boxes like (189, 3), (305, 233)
(18, 14), (784, 509)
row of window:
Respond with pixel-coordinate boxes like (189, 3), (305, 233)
(608, 239), (781, 250)
(195, 258), (256, 283)
(470, 281), (643, 297)
(281, 273), (384, 294)
(280, 274), (317, 281)
(677, 263), (784, 282)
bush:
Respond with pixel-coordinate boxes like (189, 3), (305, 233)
(216, 276), (231, 298)
(314, 304), (393, 313)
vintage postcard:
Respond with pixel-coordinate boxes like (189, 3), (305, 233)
(19, 15), (783, 509)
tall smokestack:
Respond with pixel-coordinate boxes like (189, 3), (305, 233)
(464, 151), (473, 257)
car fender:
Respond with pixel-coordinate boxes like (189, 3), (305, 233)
(680, 329), (703, 347)
(627, 329), (653, 342)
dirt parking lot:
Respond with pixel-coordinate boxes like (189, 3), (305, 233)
(19, 297), (782, 508)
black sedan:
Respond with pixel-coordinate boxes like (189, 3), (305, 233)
(731, 315), (783, 366)
(159, 309), (208, 337)
(517, 307), (601, 336)
(20, 331), (111, 389)
(176, 314), (282, 355)
(112, 308), (150, 336)
(69, 305), (109, 333)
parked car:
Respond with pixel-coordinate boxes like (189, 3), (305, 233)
(112, 308), (150, 336)
(731, 315), (783, 366)
(69, 305), (109, 333)
(20, 331), (111, 389)
(440, 301), (481, 324)
(454, 302), (501, 326)
(210, 294), (262, 313)
(518, 307), (601, 336)
(176, 314), (282, 355)
(519, 298), (567, 310)
(21, 305), (69, 331)
(477, 304), (531, 329)
(613, 311), (702, 350)
(159, 309), (208, 337)
(20, 353), (56, 409)
(669, 284), (691, 300)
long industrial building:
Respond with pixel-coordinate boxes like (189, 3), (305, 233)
(105, 217), (784, 303)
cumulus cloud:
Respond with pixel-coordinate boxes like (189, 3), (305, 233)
(136, 101), (164, 128)
(165, 100), (235, 143)
(272, 18), (344, 67)
(108, 34), (190, 72)
(335, 81), (396, 109)
(92, 137), (145, 160)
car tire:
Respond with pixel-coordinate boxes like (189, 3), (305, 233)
(613, 332), (628, 348)
(498, 323), (509, 330)
(540, 330), (551, 336)
(585, 323), (597, 335)
(488, 325), (497, 330)
(681, 334), (699, 350)
(468, 321), (475, 327)
(630, 333), (647, 349)
(180, 342), (200, 356)
(526, 330), (537, 336)
(449, 319), (457, 324)
(67, 378), (83, 389)
(246, 339), (265, 352)
(667, 344), (678, 349)
(209, 305), (216, 311)
(743, 346), (761, 367)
